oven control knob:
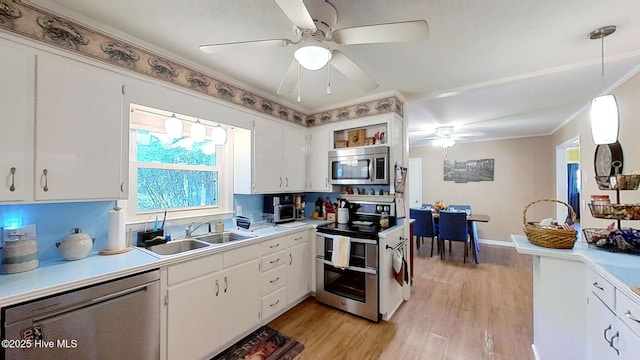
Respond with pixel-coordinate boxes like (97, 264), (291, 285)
(384, 205), (390, 212)
(377, 205), (383, 212)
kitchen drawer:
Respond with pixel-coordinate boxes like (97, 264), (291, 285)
(262, 250), (286, 272)
(262, 265), (287, 296)
(262, 237), (287, 255)
(288, 230), (307, 244)
(262, 287), (287, 320)
(588, 269), (616, 311)
(617, 289), (640, 338)
(223, 243), (260, 268)
(168, 254), (221, 285)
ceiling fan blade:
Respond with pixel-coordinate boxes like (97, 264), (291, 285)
(275, 0), (316, 31)
(277, 60), (298, 94)
(330, 52), (379, 92)
(333, 20), (428, 45)
(199, 39), (290, 54)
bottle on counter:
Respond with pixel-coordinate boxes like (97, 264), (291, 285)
(215, 219), (224, 233)
(380, 212), (390, 230)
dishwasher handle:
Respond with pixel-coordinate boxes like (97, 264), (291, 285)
(32, 282), (154, 325)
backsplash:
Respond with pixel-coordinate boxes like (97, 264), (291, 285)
(0, 201), (114, 262)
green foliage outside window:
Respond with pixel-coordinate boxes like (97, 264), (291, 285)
(134, 130), (219, 212)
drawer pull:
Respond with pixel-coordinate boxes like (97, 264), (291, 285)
(625, 310), (640, 324)
(215, 279), (219, 296)
(270, 243), (280, 249)
(609, 331), (620, 356)
(224, 276), (228, 293)
(270, 299), (280, 307)
(603, 324), (612, 343)
(592, 282), (604, 291)
(269, 277), (280, 284)
(270, 258), (280, 264)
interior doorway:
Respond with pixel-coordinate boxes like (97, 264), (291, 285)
(555, 136), (581, 228)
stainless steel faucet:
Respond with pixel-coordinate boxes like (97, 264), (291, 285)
(185, 221), (211, 237)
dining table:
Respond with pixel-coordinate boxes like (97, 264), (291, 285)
(432, 212), (490, 264)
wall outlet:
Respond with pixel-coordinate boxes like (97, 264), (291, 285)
(236, 206), (243, 216)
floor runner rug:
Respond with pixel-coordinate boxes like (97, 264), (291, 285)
(211, 326), (304, 360)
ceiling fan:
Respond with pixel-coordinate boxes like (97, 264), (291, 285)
(412, 126), (483, 149)
(199, 0), (428, 96)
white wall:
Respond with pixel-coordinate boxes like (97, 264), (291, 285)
(409, 136), (555, 242)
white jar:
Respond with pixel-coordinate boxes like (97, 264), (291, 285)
(2, 237), (39, 274)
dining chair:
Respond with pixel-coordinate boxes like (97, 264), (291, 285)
(421, 203), (433, 209)
(448, 204), (475, 237)
(438, 210), (470, 263)
(409, 208), (437, 256)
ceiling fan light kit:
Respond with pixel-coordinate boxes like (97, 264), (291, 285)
(589, 25), (619, 145)
(294, 44), (332, 70)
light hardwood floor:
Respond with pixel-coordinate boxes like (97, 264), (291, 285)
(268, 242), (534, 360)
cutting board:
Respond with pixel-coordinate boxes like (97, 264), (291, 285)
(632, 287), (640, 297)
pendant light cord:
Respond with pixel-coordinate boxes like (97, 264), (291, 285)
(297, 62), (301, 102)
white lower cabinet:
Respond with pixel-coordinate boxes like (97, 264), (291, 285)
(287, 231), (311, 304)
(587, 269), (640, 360)
(165, 244), (261, 360)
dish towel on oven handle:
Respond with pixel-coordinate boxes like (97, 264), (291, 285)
(331, 235), (351, 269)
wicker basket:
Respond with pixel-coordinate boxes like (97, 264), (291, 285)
(523, 199), (577, 249)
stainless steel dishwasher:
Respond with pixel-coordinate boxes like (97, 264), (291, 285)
(2, 269), (160, 360)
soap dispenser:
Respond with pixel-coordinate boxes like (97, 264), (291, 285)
(215, 219), (224, 233)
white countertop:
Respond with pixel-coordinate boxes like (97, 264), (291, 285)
(512, 234), (640, 301)
(0, 221), (322, 308)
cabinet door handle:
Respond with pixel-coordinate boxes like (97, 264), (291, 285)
(270, 258), (280, 264)
(270, 299), (280, 307)
(41, 169), (49, 192)
(9, 167), (15, 192)
(215, 279), (219, 296)
(625, 309), (640, 324)
(270, 243), (280, 249)
(269, 276), (280, 284)
(224, 276), (228, 293)
(325, 177), (328, 187)
(289, 253), (292, 266)
(603, 324), (612, 343)
(279, 177), (282, 187)
(609, 331), (620, 356)
(285, 177), (289, 188)
(592, 282), (604, 291)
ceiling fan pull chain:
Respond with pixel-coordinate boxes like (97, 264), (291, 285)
(297, 62), (301, 102)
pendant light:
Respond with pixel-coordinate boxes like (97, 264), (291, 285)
(589, 25), (619, 145)
(211, 124), (227, 145)
(164, 113), (183, 138)
(190, 119), (206, 142)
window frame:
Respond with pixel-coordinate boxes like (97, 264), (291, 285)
(122, 107), (234, 226)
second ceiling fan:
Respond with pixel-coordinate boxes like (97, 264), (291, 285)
(199, 0), (428, 97)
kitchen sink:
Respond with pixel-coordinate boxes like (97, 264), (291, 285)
(147, 239), (209, 256)
(195, 231), (256, 244)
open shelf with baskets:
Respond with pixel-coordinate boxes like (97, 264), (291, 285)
(586, 174), (640, 253)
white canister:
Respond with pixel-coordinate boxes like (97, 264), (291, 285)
(1, 236), (39, 274)
(337, 208), (349, 224)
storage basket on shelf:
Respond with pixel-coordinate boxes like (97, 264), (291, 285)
(523, 199), (577, 249)
(595, 174), (640, 190)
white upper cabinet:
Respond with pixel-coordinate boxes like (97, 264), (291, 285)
(237, 116), (307, 194)
(0, 40), (34, 202)
(306, 125), (331, 192)
(35, 53), (125, 201)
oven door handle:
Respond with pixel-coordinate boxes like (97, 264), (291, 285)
(318, 234), (378, 245)
(316, 257), (377, 275)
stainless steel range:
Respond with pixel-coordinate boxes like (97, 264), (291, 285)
(315, 199), (395, 322)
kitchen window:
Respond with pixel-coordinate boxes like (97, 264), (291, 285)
(125, 105), (233, 224)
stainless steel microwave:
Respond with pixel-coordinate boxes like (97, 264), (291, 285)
(328, 146), (389, 185)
